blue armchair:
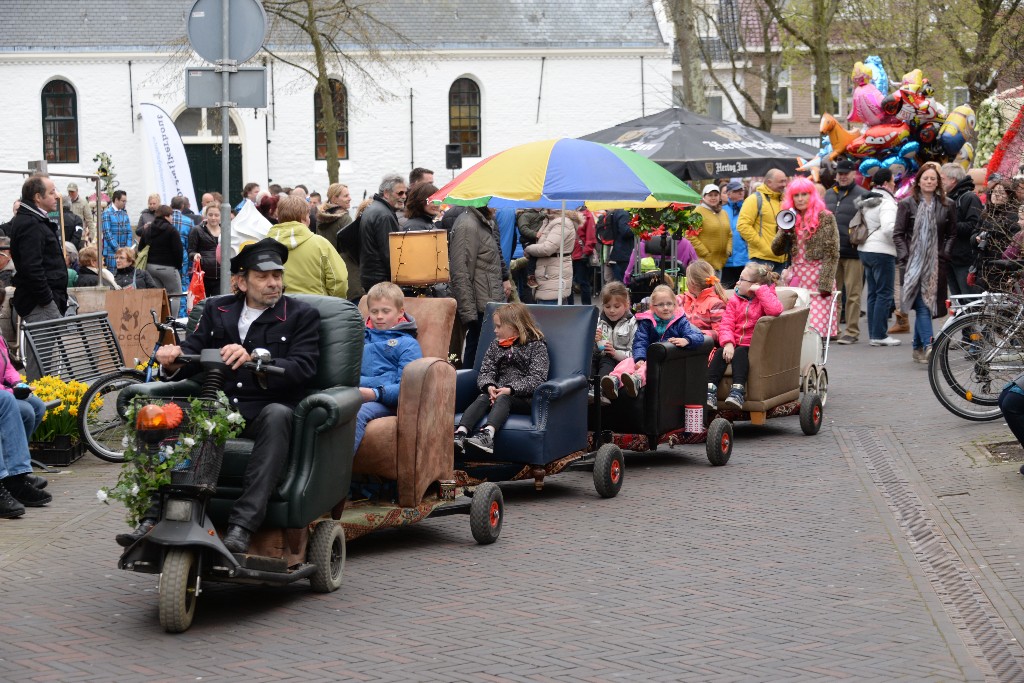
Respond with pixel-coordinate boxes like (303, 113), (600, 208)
(455, 303), (597, 472)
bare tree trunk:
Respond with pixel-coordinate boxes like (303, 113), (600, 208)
(672, 0), (707, 113)
(306, 0), (340, 184)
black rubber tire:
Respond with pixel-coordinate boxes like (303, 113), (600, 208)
(159, 548), (198, 633)
(927, 316), (1007, 421)
(705, 417), (733, 466)
(308, 520), (345, 593)
(593, 443), (624, 498)
(799, 392), (824, 436)
(469, 482), (503, 544)
(78, 370), (146, 463)
(816, 367), (829, 407)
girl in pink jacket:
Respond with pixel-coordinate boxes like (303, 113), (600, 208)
(706, 262), (783, 410)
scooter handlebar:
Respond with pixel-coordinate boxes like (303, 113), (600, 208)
(174, 352), (287, 375)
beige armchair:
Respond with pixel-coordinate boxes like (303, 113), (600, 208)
(354, 297), (457, 507)
(717, 288), (809, 423)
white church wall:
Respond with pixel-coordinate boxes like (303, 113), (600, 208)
(0, 50), (672, 217)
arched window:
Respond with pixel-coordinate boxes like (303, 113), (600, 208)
(314, 79), (348, 160)
(449, 78), (481, 158)
(41, 80), (78, 163)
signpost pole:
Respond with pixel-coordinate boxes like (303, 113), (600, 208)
(219, 0), (233, 294)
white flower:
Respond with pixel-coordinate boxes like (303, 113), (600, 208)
(163, 445), (174, 457)
(130, 484), (139, 496)
(204, 419), (215, 434)
(227, 411), (243, 424)
(183, 437), (196, 447)
(96, 489), (108, 503)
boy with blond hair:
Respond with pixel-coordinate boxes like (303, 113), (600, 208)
(354, 282), (422, 452)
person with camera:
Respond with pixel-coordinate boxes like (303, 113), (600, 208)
(771, 176), (840, 338)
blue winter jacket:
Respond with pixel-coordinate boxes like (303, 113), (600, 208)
(724, 199), (749, 268)
(631, 309), (705, 361)
(359, 314), (423, 408)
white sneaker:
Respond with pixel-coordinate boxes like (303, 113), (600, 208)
(870, 337), (902, 347)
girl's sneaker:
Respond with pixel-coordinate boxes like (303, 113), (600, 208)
(454, 431), (468, 454)
(621, 372), (643, 398)
(601, 375), (620, 400)
(724, 384), (745, 409)
(706, 383), (718, 410)
(467, 430), (495, 454)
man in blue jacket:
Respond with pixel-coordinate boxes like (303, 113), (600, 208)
(354, 281), (423, 452)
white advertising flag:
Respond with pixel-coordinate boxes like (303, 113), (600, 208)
(139, 103), (198, 209)
(231, 199), (272, 253)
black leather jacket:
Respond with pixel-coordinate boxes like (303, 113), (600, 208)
(358, 194), (400, 291)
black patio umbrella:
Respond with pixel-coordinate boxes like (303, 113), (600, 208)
(581, 107), (818, 180)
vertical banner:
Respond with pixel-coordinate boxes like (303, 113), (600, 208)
(139, 103), (198, 209)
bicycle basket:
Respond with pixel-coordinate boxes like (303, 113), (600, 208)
(129, 397), (227, 493)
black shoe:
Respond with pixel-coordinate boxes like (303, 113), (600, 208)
(454, 431), (468, 454)
(0, 484), (25, 519)
(3, 474), (52, 507)
(222, 524), (252, 554)
(25, 474), (48, 490)
(466, 430), (495, 454)
(115, 518), (156, 547)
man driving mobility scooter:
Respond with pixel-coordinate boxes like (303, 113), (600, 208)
(115, 239), (320, 553)
(114, 239), (366, 633)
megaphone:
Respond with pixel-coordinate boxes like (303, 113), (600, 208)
(776, 209), (797, 231)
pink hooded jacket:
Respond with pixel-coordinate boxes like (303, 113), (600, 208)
(718, 285), (783, 347)
(0, 335), (21, 391)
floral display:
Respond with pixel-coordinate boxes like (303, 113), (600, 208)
(627, 203), (702, 241)
(29, 374), (99, 443)
(99, 393), (245, 525)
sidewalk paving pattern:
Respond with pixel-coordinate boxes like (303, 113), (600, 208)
(4, 330), (1024, 681)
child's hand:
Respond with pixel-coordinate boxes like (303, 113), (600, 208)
(487, 386), (499, 404)
(635, 360), (646, 368)
(748, 283), (761, 293)
(723, 343), (735, 362)
(358, 387), (377, 403)
(604, 345), (617, 356)
(668, 338), (689, 347)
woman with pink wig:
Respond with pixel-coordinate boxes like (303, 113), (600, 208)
(771, 176), (841, 337)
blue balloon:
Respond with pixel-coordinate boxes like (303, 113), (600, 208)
(865, 56), (889, 96)
(859, 158), (882, 177)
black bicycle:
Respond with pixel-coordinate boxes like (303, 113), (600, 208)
(78, 311), (186, 463)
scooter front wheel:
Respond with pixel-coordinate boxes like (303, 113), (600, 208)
(159, 548), (199, 633)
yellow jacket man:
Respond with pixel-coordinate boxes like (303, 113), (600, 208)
(736, 169), (788, 270)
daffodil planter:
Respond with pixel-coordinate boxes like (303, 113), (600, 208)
(30, 435), (85, 466)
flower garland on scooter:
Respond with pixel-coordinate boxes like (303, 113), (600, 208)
(98, 393), (245, 525)
(627, 203), (702, 241)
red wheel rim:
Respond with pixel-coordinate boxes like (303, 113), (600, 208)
(720, 433), (730, 453)
(610, 459), (622, 484)
(489, 500), (500, 528)
(813, 405), (822, 423)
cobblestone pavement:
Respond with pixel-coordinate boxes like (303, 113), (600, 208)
(5, 324), (1024, 682)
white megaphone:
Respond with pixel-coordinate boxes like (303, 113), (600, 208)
(776, 209), (797, 231)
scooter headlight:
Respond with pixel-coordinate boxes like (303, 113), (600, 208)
(165, 498), (193, 522)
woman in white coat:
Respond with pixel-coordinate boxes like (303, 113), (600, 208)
(856, 168), (901, 346)
(525, 209), (579, 304)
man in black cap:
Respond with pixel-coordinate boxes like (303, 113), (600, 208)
(117, 238), (322, 553)
(825, 158), (868, 344)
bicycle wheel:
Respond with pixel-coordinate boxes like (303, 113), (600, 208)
(78, 370), (146, 463)
(928, 312), (1023, 421)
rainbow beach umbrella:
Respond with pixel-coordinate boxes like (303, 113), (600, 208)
(429, 138), (701, 209)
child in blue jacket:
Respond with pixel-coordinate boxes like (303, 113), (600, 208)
(354, 282), (423, 452)
(602, 284), (705, 399)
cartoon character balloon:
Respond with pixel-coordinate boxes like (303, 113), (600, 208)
(938, 104), (976, 157)
(849, 62), (886, 127)
(864, 56), (889, 96)
(846, 122), (911, 158)
(820, 113), (858, 160)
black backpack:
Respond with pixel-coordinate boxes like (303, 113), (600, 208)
(596, 210), (617, 245)
(335, 216), (361, 261)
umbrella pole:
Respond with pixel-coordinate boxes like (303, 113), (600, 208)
(558, 200), (565, 305)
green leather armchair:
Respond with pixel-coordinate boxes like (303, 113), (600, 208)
(122, 294), (364, 530)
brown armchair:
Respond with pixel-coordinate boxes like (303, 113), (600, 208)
(353, 297), (457, 507)
(717, 288), (809, 423)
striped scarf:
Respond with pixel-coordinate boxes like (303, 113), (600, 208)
(902, 197), (938, 316)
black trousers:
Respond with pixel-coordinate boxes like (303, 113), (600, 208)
(459, 393), (531, 433)
(594, 354), (618, 378)
(1000, 387), (1024, 447)
(708, 345), (750, 387)
(228, 403), (293, 532)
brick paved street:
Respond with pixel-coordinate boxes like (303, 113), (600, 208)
(4, 326), (1024, 682)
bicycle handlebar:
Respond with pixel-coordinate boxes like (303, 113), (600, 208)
(176, 353), (287, 376)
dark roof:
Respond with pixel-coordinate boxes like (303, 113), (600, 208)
(0, 0), (665, 53)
